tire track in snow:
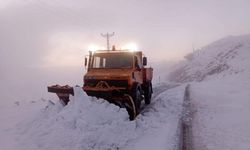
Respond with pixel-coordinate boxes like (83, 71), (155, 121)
(140, 83), (180, 114)
(178, 84), (193, 150)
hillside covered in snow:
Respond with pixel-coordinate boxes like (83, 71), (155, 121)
(168, 34), (250, 82)
(168, 34), (250, 149)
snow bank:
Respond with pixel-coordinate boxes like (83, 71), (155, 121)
(191, 76), (250, 150)
(15, 87), (135, 150)
(0, 99), (48, 150)
(4, 85), (185, 150)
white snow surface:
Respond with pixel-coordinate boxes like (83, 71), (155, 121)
(191, 75), (250, 150)
(168, 34), (250, 149)
(0, 85), (185, 150)
(168, 34), (250, 82)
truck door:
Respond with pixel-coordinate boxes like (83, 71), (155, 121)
(133, 55), (143, 84)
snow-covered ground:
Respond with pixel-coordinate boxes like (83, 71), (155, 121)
(191, 75), (250, 150)
(0, 99), (48, 150)
(168, 34), (250, 149)
(0, 84), (185, 150)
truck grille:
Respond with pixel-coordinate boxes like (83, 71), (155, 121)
(84, 79), (128, 88)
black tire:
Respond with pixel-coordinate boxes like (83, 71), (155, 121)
(144, 82), (152, 105)
(131, 83), (142, 115)
(124, 94), (137, 120)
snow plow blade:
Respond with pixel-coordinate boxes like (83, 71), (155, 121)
(47, 85), (74, 105)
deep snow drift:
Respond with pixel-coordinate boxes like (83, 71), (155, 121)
(168, 34), (250, 149)
(0, 84), (185, 150)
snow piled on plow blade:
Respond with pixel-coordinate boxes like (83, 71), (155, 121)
(11, 85), (185, 150)
(16, 87), (135, 150)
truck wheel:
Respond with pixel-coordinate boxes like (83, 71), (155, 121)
(144, 82), (152, 105)
(124, 94), (137, 120)
(131, 83), (142, 115)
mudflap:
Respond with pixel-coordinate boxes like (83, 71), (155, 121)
(123, 94), (137, 120)
(47, 85), (74, 105)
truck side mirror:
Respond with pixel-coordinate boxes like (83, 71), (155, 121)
(143, 57), (147, 66)
(84, 57), (88, 67)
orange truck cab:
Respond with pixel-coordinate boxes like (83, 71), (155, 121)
(83, 47), (153, 119)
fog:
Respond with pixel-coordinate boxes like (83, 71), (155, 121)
(1, 0), (250, 102)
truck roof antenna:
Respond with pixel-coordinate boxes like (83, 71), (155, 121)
(101, 32), (115, 50)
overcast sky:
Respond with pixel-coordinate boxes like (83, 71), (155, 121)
(1, 0), (250, 69)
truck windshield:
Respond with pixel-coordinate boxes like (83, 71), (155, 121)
(91, 53), (133, 69)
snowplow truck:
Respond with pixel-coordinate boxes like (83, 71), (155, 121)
(48, 46), (153, 120)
